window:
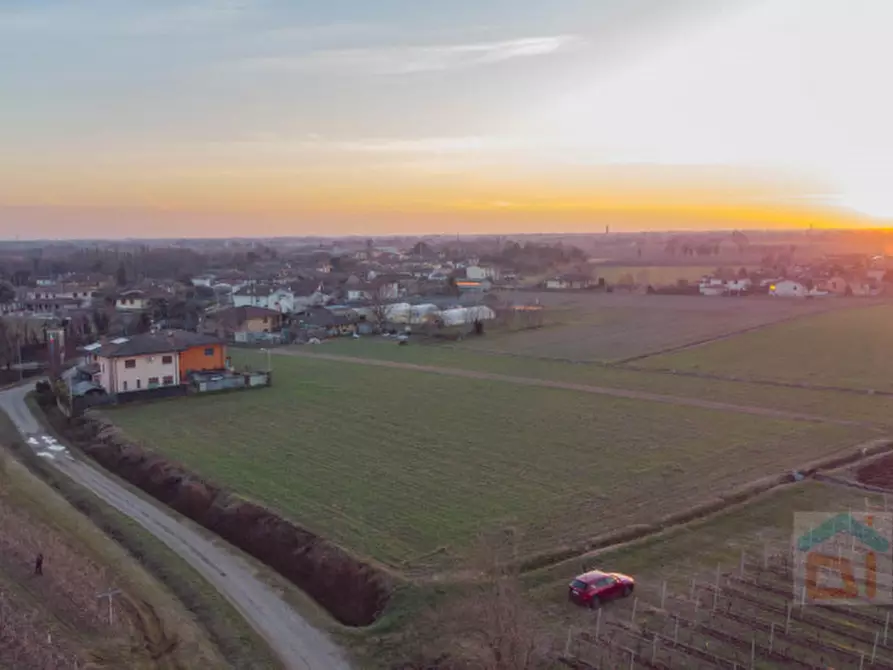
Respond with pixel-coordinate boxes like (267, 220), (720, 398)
(262, 317), (268, 324)
(136, 379), (141, 389)
(124, 359), (136, 369)
(162, 355), (173, 364)
(122, 381), (128, 391)
(148, 377), (159, 386)
(162, 375), (174, 385)
(204, 347), (214, 356)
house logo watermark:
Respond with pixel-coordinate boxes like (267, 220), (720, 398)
(794, 512), (893, 605)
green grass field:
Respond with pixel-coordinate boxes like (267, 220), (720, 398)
(526, 480), (888, 617)
(640, 304), (893, 390)
(290, 339), (893, 426)
(107, 352), (869, 572)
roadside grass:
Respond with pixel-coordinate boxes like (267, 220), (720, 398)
(524, 480), (887, 620)
(107, 353), (869, 573)
(4, 402), (281, 670)
(274, 341), (893, 427)
(639, 303), (893, 391)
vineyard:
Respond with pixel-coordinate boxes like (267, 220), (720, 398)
(563, 542), (893, 669)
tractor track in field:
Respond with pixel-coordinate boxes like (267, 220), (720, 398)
(279, 349), (874, 428)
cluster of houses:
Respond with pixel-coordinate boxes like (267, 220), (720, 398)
(695, 256), (891, 298)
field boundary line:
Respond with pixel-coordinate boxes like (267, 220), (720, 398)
(621, 363), (893, 398)
(279, 349), (871, 427)
(614, 298), (890, 365)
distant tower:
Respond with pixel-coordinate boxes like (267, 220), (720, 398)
(605, 225), (610, 234)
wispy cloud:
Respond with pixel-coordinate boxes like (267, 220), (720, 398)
(240, 35), (585, 75)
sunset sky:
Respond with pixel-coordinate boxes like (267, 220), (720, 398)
(1, 0), (892, 238)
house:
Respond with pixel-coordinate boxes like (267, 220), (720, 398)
(204, 306), (283, 340)
(726, 277), (752, 295)
(86, 331), (226, 394)
(455, 279), (490, 293)
(345, 279), (400, 302)
(543, 274), (593, 290)
(24, 283), (96, 307)
(115, 289), (150, 311)
(295, 307), (356, 337)
(819, 274), (882, 297)
(19, 297), (86, 313)
(769, 280), (827, 298)
(698, 277), (726, 296)
(232, 285), (295, 312)
(191, 275), (215, 287)
(289, 281), (331, 310)
(465, 265), (498, 280)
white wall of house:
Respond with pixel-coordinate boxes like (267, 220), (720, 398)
(97, 353), (180, 393)
(116, 296), (148, 311)
(466, 265), (497, 280)
(293, 291), (330, 310)
(233, 289), (294, 312)
(770, 280), (807, 297)
(268, 289), (294, 313)
(233, 293), (271, 308)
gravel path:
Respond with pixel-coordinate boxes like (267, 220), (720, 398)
(0, 382), (351, 670)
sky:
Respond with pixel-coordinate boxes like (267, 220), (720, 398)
(1, 0), (892, 239)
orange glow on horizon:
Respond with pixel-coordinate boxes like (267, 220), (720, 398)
(0, 160), (883, 235)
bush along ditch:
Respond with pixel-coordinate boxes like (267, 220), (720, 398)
(44, 408), (393, 627)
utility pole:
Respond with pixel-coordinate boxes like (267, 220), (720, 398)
(96, 588), (121, 626)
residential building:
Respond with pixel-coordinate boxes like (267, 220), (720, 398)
(232, 284), (295, 312)
(24, 283), (97, 307)
(115, 289), (149, 311)
(191, 275), (215, 287)
(769, 280), (811, 297)
(345, 279), (400, 302)
(290, 281), (331, 310)
(543, 274), (593, 290)
(455, 279), (490, 293)
(86, 331), (226, 394)
(203, 306), (283, 340)
(465, 265), (498, 280)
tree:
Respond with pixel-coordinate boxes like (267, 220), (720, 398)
(367, 285), (391, 327)
(0, 281), (15, 310)
(92, 308), (110, 336)
(135, 312), (152, 334)
(116, 263), (128, 287)
(425, 535), (545, 670)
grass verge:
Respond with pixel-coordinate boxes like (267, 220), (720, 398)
(7, 397), (282, 670)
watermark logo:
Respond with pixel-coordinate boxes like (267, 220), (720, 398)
(794, 512), (893, 605)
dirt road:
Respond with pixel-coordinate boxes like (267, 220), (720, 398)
(0, 383), (350, 670)
(282, 349), (867, 427)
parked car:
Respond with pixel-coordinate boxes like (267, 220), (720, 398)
(568, 570), (635, 608)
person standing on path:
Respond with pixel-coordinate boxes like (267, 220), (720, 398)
(34, 553), (43, 576)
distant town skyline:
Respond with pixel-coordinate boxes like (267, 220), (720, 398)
(2, 0), (892, 239)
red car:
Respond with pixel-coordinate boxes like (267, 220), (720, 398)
(568, 570), (635, 608)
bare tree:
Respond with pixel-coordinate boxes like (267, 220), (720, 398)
(426, 535), (547, 670)
(367, 284), (391, 329)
